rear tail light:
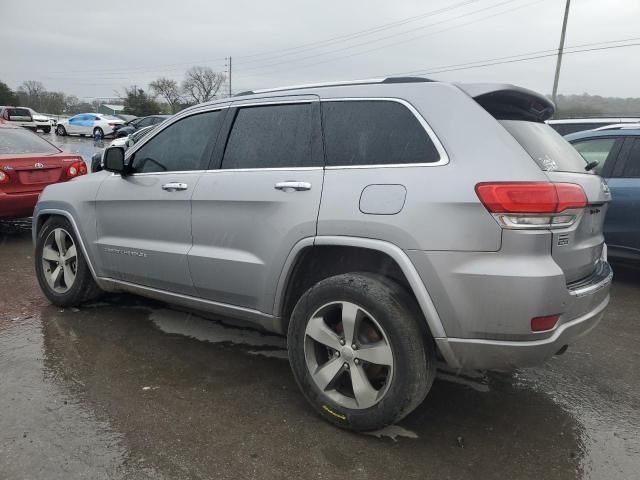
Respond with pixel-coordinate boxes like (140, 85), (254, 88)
(531, 314), (560, 332)
(66, 160), (87, 178)
(475, 182), (587, 229)
(0, 171), (9, 184)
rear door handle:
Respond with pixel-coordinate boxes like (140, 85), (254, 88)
(162, 182), (188, 192)
(274, 181), (312, 192)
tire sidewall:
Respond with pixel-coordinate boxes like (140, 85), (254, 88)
(56, 125), (66, 136)
(288, 274), (432, 431)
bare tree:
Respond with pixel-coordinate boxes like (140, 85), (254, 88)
(150, 77), (183, 113)
(181, 66), (226, 104)
(17, 80), (47, 110)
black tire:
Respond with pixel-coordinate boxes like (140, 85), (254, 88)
(56, 125), (66, 136)
(42, 126), (51, 134)
(287, 273), (436, 431)
(35, 216), (102, 307)
(93, 127), (104, 137)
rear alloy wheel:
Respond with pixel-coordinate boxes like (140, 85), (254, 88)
(35, 217), (102, 306)
(93, 127), (104, 138)
(288, 273), (436, 431)
(56, 125), (66, 136)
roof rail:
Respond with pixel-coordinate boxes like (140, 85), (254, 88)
(592, 123), (640, 131)
(233, 76), (433, 97)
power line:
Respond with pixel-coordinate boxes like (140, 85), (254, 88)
(8, 0), (484, 78)
(384, 41), (640, 77)
(232, 0), (485, 65)
(233, 0), (548, 80)
(383, 36), (640, 77)
(236, 0), (523, 74)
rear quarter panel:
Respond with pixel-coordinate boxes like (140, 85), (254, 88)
(317, 83), (549, 252)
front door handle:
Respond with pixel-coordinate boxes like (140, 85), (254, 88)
(274, 181), (312, 192)
(162, 182), (188, 192)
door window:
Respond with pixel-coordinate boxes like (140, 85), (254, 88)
(321, 100), (440, 167)
(130, 110), (223, 173)
(620, 139), (640, 178)
(221, 103), (320, 169)
(572, 137), (619, 175)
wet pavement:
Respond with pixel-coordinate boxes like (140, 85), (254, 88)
(38, 130), (106, 168)
(1, 221), (639, 479)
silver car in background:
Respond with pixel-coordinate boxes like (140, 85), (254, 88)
(32, 77), (612, 431)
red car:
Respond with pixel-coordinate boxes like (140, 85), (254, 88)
(0, 121), (87, 219)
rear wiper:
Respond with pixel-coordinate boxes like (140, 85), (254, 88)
(585, 160), (599, 171)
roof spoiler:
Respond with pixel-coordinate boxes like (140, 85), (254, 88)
(457, 83), (555, 122)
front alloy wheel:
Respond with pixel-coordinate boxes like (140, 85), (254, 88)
(41, 227), (77, 293)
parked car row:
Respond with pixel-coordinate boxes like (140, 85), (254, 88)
(91, 125), (157, 172)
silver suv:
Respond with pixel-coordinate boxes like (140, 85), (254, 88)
(33, 78), (613, 431)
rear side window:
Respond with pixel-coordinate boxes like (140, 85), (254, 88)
(222, 103), (318, 169)
(0, 128), (60, 154)
(500, 120), (590, 173)
(322, 100), (440, 167)
(620, 139), (640, 178)
(572, 138), (618, 175)
(3, 108), (32, 121)
(130, 110), (223, 173)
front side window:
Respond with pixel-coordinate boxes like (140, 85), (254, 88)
(130, 110), (223, 173)
(572, 138), (618, 175)
(222, 103), (318, 169)
(321, 100), (440, 167)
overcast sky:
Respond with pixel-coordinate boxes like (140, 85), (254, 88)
(1, 0), (638, 100)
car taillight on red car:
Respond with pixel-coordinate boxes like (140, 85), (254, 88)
(0, 171), (9, 184)
(66, 161), (87, 178)
(475, 182), (587, 229)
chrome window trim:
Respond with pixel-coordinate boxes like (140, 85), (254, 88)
(202, 166), (323, 173)
(231, 98), (319, 108)
(320, 97), (449, 169)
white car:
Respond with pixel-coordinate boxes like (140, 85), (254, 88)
(55, 113), (124, 137)
(26, 108), (53, 133)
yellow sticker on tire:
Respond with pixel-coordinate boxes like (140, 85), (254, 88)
(322, 405), (347, 421)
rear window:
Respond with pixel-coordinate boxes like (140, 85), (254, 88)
(322, 100), (440, 167)
(0, 128), (61, 155)
(3, 108), (32, 121)
(500, 120), (590, 173)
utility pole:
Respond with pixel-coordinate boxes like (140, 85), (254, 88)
(551, 0), (571, 108)
(224, 56), (231, 96)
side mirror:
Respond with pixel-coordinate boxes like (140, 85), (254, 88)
(103, 146), (127, 174)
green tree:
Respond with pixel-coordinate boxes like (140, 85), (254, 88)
(0, 80), (19, 105)
(123, 87), (160, 117)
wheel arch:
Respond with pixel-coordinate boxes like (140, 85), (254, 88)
(274, 236), (447, 340)
(33, 209), (98, 280)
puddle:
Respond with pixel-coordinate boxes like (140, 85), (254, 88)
(365, 425), (419, 441)
(149, 308), (286, 349)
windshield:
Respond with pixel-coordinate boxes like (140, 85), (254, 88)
(0, 128), (61, 154)
(500, 120), (591, 173)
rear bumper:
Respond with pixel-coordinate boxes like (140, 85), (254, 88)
(0, 191), (40, 218)
(436, 294), (609, 370)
